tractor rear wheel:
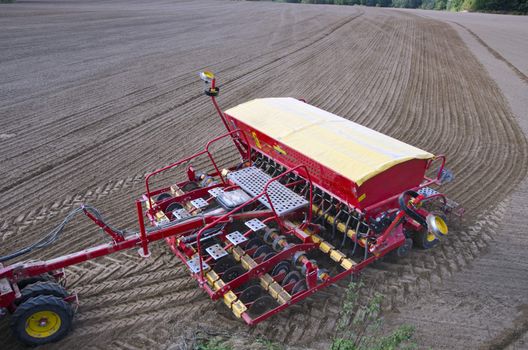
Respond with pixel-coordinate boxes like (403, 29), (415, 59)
(11, 295), (74, 346)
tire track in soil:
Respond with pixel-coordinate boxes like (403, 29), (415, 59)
(452, 22), (528, 85)
(0, 9), (364, 198)
(1, 3), (527, 349)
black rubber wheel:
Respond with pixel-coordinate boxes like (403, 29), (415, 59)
(199, 239), (219, 255)
(253, 245), (273, 259)
(16, 282), (69, 306)
(165, 202), (183, 214)
(245, 238), (264, 252)
(281, 271), (302, 287)
(17, 274), (56, 290)
(222, 265), (245, 282)
(247, 295), (275, 317)
(11, 295), (74, 346)
(271, 261), (291, 278)
(263, 252), (276, 262)
(395, 238), (413, 258)
(239, 285), (263, 304)
(213, 256), (237, 274)
(292, 280), (307, 295)
(156, 193), (172, 202)
(413, 230), (439, 249)
(181, 182), (199, 192)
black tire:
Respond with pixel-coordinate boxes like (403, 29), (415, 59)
(11, 295), (74, 346)
(253, 245), (273, 259)
(213, 256), (237, 274)
(247, 295), (275, 317)
(16, 282), (69, 306)
(262, 252), (276, 262)
(181, 182), (199, 192)
(292, 280), (307, 295)
(413, 230), (439, 249)
(156, 193), (172, 202)
(271, 261), (291, 278)
(239, 285), (263, 304)
(245, 238), (264, 252)
(281, 271), (301, 287)
(17, 274), (56, 290)
(222, 265), (245, 282)
(165, 202), (183, 214)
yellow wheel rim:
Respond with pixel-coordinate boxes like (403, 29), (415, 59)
(25, 310), (61, 338)
(426, 232), (437, 242)
(435, 217), (448, 235)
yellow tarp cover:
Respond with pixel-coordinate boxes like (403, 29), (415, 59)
(226, 98), (434, 186)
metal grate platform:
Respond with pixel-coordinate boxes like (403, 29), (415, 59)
(418, 187), (460, 210)
(227, 167), (308, 216)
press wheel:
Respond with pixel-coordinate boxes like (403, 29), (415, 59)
(247, 295), (275, 317)
(239, 285), (263, 304)
(222, 265), (245, 282)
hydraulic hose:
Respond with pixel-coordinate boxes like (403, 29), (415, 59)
(398, 190), (427, 228)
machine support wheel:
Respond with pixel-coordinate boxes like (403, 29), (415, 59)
(413, 230), (439, 249)
(17, 274), (56, 290)
(16, 282), (69, 306)
(11, 295), (74, 346)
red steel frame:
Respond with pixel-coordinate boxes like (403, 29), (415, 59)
(0, 78), (454, 328)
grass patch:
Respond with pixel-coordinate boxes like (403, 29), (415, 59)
(331, 281), (416, 350)
(196, 337), (233, 350)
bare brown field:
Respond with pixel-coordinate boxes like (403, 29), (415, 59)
(1, 1), (527, 349)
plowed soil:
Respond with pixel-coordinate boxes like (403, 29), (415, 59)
(1, 1), (527, 349)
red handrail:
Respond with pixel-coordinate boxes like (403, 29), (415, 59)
(144, 130), (250, 212)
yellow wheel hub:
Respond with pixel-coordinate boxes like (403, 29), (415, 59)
(25, 310), (61, 338)
(435, 216), (448, 235)
(426, 232), (437, 242)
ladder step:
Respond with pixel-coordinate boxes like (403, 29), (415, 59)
(186, 255), (210, 274)
(226, 231), (248, 246)
(190, 197), (209, 209)
(205, 244), (228, 260)
(245, 218), (267, 231)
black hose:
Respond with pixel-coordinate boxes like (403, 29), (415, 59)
(0, 206), (127, 263)
(398, 190), (427, 228)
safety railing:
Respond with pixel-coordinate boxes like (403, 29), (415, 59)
(144, 130), (250, 213)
